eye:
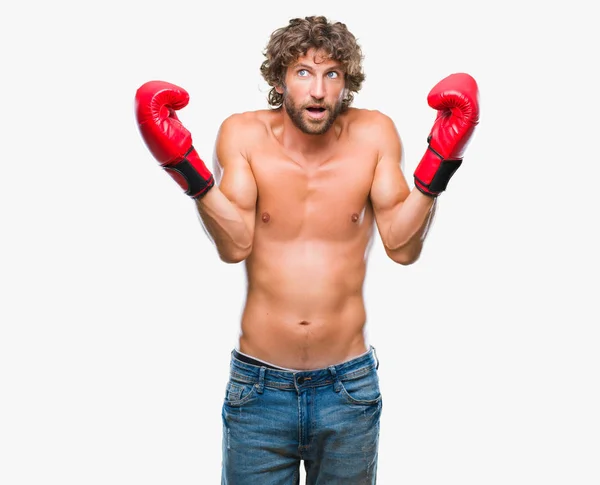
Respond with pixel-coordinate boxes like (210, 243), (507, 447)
(298, 69), (309, 77)
(327, 71), (340, 79)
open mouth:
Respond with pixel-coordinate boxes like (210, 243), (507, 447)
(305, 106), (327, 120)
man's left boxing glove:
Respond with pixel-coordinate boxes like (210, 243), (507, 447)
(135, 80), (214, 199)
(414, 73), (480, 197)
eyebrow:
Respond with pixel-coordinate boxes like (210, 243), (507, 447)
(293, 62), (343, 72)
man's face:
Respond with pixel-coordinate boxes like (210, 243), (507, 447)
(277, 48), (346, 135)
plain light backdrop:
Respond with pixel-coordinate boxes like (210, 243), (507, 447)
(1, 0), (598, 484)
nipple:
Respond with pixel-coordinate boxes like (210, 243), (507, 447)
(261, 212), (270, 223)
(351, 212), (359, 223)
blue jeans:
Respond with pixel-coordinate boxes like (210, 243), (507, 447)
(221, 346), (383, 484)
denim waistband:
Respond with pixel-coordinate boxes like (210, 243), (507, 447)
(229, 346), (379, 390)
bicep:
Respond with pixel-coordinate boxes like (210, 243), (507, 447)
(213, 117), (258, 228)
(370, 119), (410, 230)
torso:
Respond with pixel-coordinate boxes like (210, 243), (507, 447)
(238, 108), (381, 369)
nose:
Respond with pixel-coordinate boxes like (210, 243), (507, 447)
(309, 77), (325, 100)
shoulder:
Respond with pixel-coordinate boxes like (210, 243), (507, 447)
(344, 108), (402, 166)
(214, 109), (279, 166)
(344, 108), (399, 141)
(214, 110), (274, 160)
(218, 109), (274, 139)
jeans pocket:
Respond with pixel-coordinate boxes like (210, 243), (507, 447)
(338, 369), (382, 406)
(223, 378), (258, 407)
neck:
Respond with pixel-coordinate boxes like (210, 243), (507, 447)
(277, 110), (341, 158)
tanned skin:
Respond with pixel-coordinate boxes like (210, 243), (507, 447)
(195, 48), (436, 370)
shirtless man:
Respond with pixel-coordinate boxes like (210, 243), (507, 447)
(135, 15), (479, 485)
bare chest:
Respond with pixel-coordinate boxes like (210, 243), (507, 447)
(249, 145), (378, 240)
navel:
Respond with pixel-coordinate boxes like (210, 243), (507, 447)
(261, 212), (271, 223)
(298, 320), (310, 326)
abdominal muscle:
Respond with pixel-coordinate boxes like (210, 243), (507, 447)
(238, 238), (370, 370)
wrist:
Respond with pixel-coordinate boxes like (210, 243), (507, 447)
(414, 145), (463, 196)
(164, 146), (215, 198)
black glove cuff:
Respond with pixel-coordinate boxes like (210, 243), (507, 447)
(424, 144), (463, 194)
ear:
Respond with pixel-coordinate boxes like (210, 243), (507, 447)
(275, 84), (284, 95)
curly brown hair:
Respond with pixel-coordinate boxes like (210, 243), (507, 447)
(260, 16), (365, 112)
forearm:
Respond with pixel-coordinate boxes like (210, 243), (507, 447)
(195, 188), (253, 263)
(384, 190), (437, 263)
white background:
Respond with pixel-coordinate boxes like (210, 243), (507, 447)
(1, 0), (599, 483)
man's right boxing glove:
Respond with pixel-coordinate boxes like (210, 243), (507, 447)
(414, 73), (480, 197)
(135, 80), (214, 199)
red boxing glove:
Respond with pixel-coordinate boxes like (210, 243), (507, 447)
(135, 81), (214, 199)
(414, 73), (480, 197)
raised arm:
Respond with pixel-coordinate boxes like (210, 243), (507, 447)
(370, 113), (437, 265)
(134, 80), (257, 263)
(371, 73), (480, 265)
(195, 114), (257, 263)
